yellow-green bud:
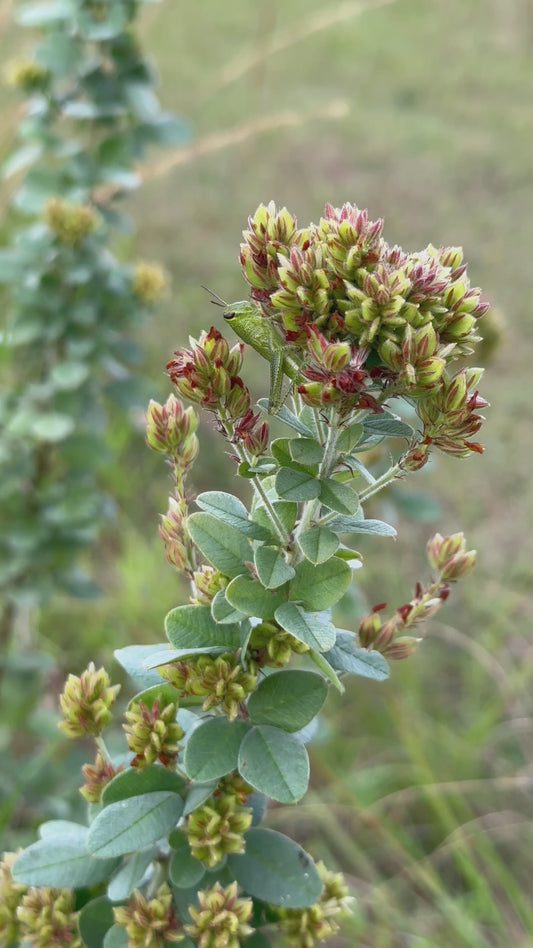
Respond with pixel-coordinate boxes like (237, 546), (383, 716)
(186, 795), (253, 867)
(145, 395), (198, 461)
(274, 860), (352, 948)
(113, 884), (184, 947)
(58, 662), (120, 738)
(5, 59), (49, 91)
(132, 262), (168, 303)
(123, 697), (184, 769)
(80, 752), (123, 803)
(0, 852), (27, 946)
(184, 881), (254, 948)
(17, 887), (81, 948)
(44, 197), (98, 245)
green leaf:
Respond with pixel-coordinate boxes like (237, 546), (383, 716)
(337, 423), (364, 452)
(289, 437), (324, 465)
(87, 792), (183, 858)
(12, 837), (119, 888)
(325, 632), (390, 680)
(274, 602), (336, 652)
(78, 898), (115, 948)
(257, 398), (313, 436)
(252, 500), (297, 534)
(275, 467), (321, 501)
(143, 646), (228, 669)
(127, 681), (181, 712)
(195, 492), (271, 540)
(238, 726), (309, 803)
(17, 1), (72, 26)
(298, 526), (339, 564)
(229, 828), (321, 907)
(225, 575), (287, 621)
(50, 360), (89, 391)
(307, 648), (344, 693)
(182, 781), (218, 817)
(243, 933), (271, 948)
(187, 512), (251, 577)
(319, 478), (360, 515)
(107, 848), (156, 902)
(102, 767), (186, 805)
(165, 605), (240, 650)
(38, 820), (87, 841)
(103, 925), (129, 948)
(169, 832), (206, 888)
(30, 413), (75, 443)
(211, 589), (248, 624)
(254, 546), (295, 589)
(247, 670), (328, 732)
(289, 557), (352, 611)
(114, 645), (170, 690)
(363, 413), (414, 438)
(183, 718), (250, 782)
(328, 515), (397, 537)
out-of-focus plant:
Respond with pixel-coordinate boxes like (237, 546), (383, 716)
(0, 0), (186, 637)
(6, 200), (488, 947)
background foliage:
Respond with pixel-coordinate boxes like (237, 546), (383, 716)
(1, 0), (532, 945)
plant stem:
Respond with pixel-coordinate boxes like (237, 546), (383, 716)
(358, 463), (401, 503)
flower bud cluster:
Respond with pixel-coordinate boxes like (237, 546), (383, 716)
(186, 792), (253, 867)
(167, 327), (269, 458)
(159, 496), (193, 573)
(80, 751), (124, 803)
(191, 564), (228, 604)
(214, 771), (253, 805)
(43, 197), (98, 245)
(17, 886), (81, 948)
(146, 395), (199, 465)
(358, 533), (476, 658)
(5, 59), (49, 91)
(239, 201), (299, 303)
(58, 662), (120, 738)
(249, 621), (310, 667)
(273, 860), (352, 948)
(298, 325), (381, 415)
(184, 881), (254, 948)
(0, 852), (27, 946)
(132, 261), (168, 303)
(415, 367), (489, 457)
(114, 883), (184, 947)
(123, 696), (184, 769)
(159, 653), (257, 720)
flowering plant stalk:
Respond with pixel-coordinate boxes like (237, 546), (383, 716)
(5, 200), (487, 948)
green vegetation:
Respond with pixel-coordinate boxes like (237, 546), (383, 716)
(1, 0), (532, 945)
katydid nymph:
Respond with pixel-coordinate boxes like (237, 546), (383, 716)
(204, 288), (302, 413)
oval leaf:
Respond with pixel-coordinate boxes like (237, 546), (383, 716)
(165, 605), (240, 650)
(107, 848), (155, 902)
(102, 767), (186, 806)
(247, 670), (328, 732)
(183, 718), (250, 782)
(211, 589), (248, 624)
(289, 557), (352, 610)
(225, 575), (287, 621)
(297, 526), (339, 565)
(78, 898), (115, 948)
(324, 632), (390, 680)
(169, 831), (206, 888)
(274, 602), (336, 652)
(195, 492), (271, 540)
(12, 837), (118, 889)
(328, 514), (397, 537)
(319, 478), (360, 515)
(87, 791), (183, 858)
(254, 546), (295, 589)
(228, 828), (321, 907)
(187, 512), (251, 578)
(275, 467), (321, 501)
(238, 726), (309, 803)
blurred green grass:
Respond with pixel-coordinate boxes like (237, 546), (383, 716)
(2, 0), (533, 943)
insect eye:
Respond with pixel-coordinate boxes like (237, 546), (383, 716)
(223, 312), (234, 320)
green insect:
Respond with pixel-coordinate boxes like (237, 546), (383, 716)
(205, 289), (301, 413)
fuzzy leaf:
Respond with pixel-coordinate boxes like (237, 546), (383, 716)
(254, 546), (295, 589)
(297, 526), (339, 564)
(165, 604), (240, 650)
(328, 514), (397, 537)
(182, 781), (218, 817)
(183, 718), (250, 782)
(78, 898), (115, 948)
(107, 848), (155, 902)
(169, 832), (206, 888)
(195, 491), (272, 540)
(252, 500), (298, 534)
(274, 602), (336, 652)
(225, 574), (288, 620)
(275, 467), (321, 501)
(211, 589), (248, 625)
(229, 828), (321, 907)
(289, 557), (352, 610)
(87, 792), (183, 858)
(102, 767), (186, 805)
(325, 632), (390, 680)
(247, 670), (328, 732)
(319, 478), (360, 515)
(12, 836), (119, 888)
(289, 437), (324, 465)
(363, 414), (414, 438)
(238, 726), (309, 803)
(187, 512), (251, 578)
(114, 644), (169, 690)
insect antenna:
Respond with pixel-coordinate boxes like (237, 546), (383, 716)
(201, 285), (227, 307)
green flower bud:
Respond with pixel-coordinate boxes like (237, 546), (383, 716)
(123, 696), (184, 769)
(186, 794), (252, 867)
(145, 395), (198, 461)
(114, 884), (184, 947)
(58, 662), (120, 738)
(44, 197), (98, 245)
(0, 852), (27, 946)
(80, 752), (124, 803)
(184, 881), (254, 948)
(17, 887), (81, 948)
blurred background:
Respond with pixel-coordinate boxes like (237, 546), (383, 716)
(1, 0), (532, 945)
